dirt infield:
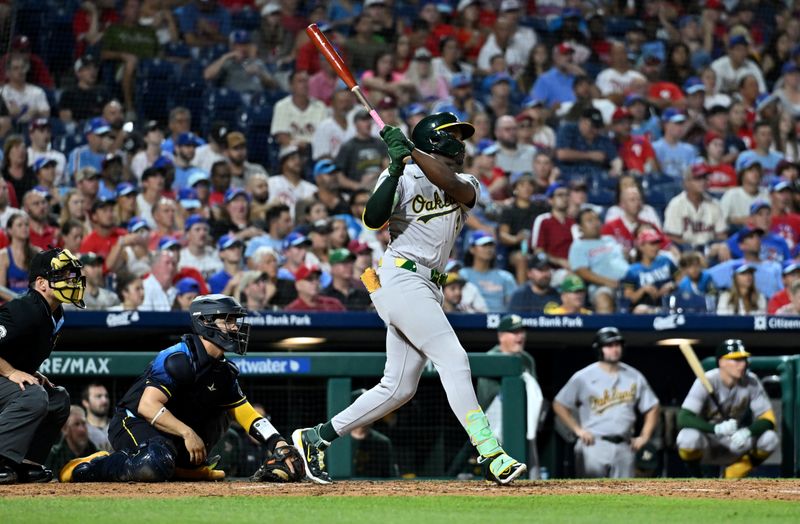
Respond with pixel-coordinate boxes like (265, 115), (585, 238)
(2, 479), (800, 501)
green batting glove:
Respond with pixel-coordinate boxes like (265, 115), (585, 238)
(380, 125), (414, 177)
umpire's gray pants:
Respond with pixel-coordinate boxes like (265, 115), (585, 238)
(0, 377), (71, 464)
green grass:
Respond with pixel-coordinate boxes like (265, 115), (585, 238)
(2, 496), (798, 524)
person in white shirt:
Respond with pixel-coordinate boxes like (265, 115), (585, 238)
(270, 70), (329, 153)
(179, 214), (223, 279)
(267, 146), (317, 219)
(26, 118), (67, 186)
(0, 54), (49, 123)
(311, 89), (354, 161)
(194, 122), (228, 174)
(130, 120), (168, 182)
(595, 43), (646, 105)
(719, 159), (769, 227)
(711, 35), (767, 95)
(141, 249), (178, 311)
(476, 14), (528, 74)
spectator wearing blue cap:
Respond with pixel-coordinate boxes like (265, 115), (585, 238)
(111, 216), (151, 277)
(172, 132), (207, 191)
(311, 159), (349, 217)
(277, 232), (312, 281)
(96, 153), (124, 202)
(431, 71), (484, 124)
(596, 42), (646, 106)
(720, 159), (769, 227)
(652, 108), (699, 179)
(210, 187), (260, 243)
(715, 262), (767, 315)
(769, 262), (800, 314)
(459, 231), (517, 312)
(161, 107), (204, 155)
(172, 277), (201, 312)
(710, 34), (766, 95)
(203, 29), (275, 93)
(626, 94), (662, 141)
(555, 107), (621, 179)
(727, 201), (791, 263)
(31, 157), (59, 202)
(708, 227), (783, 302)
(114, 182), (138, 227)
(66, 118), (112, 185)
(531, 42), (584, 109)
(179, 214), (222, 279)
(312, 89), (355, 161)
(245, 204), (293, 260)
(775, 62), (800, 118)
(207, 234), (245, 295)
(735, 121), (785, 179)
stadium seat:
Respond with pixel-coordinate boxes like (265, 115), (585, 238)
(666, 292), (712, 314)
(164, 42), (192, 60)
(231, 7), (260, 31)
(43, 6), (77, 77)
(202, 43), (230, 62)
(588, 188), (615, 207)
(54, 133), (87, 155)
(137, 59), (177, 123)
(173, 80), (207, 136)
(203, 88), (244, 135)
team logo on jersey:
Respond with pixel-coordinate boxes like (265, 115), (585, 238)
(590, 384), (637, 413)
(412, 192), (459, 223)
(0, 324), (6, 339)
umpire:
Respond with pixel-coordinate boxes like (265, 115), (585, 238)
(0, 248), (86, 484)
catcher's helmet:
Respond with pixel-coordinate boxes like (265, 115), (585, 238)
(190, 294), (251, 355)
(29, 248), (86, 309)
(592, 327), (624, 358)
(411, 112), (474, 160)
(716, 339), (751, 361)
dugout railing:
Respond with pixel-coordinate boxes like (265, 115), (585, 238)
(44, 351), (527, 479)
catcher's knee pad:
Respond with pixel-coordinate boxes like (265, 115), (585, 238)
(125, 438), (177, 482)
(756, 430), (779, 455)
(676, 428), (706, 452)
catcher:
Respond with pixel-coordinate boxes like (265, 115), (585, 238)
(59, 294), (303, 483)
(676, 339), (779, 478)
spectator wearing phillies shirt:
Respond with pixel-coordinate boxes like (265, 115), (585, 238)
(663, 167), (727, 253)
(595, 42), (645, 106)
(622, 230), (678, 313)
(768, 179), (800, 254)
(735, 121), (785, 180)
(532, 183), (574, 270)
(601, 185), (665, 256)
(652, 108), (699, 180)
(710, 35), (767, 95)
(611, 107), (658, 176)
(22, 190), (57, 251)
(700, 132), (737, 195)
(285, 264), (346, 312)
(775, 280), (800, 316)
(768, 261), (800, 314)
(727, 201), (791, 263)
(719, 158), (769, 227)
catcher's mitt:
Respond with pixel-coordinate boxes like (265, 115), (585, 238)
(250, 444), (305, 483)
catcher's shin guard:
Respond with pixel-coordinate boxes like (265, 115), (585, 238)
(292, 425), (332, 485)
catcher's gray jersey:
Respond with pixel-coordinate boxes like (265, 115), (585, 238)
(555, 362), (659, 437)
(681, 369), (772, 424)
(378, 164), (479, 271)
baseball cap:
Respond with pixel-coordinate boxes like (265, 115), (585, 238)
(451, 73), (472, 88)
(28, 250), (70, 283)
(157, 236), (180, 251)
(178, 188), (201, 210)
(444, 259), (464, 273)
(11, 35), (30, 51)
(282, 231), (311, 250)
(32, 157), (57, 172)
(261, 2), (281, 16)
(218, 234), (243, 250)
(238, 270), (267, 290)
(624, 93), (647, 107)
(770, 179), (793, 193)
(560, 274), (586, 293)
(733, 261), (758, 274)
(546, 182), (567, 198)
(756, 93), (778, 113)
(737, 226), (765, 240)
(706, 104), (729, 116)
(377, 96), (397, 110)
(776, 159), (800, 175)
(152, 155), (174, 170)
(91, 196), (116, 212)
(224, 187), (250, 203)
(661, 107), (687, 123)
(562, 7), (582, 18)
(475, 139), (500, 156)
(363, 0), (386, 7)
(729, 35), (749, 48)
(102, 153), (123, 167)
(444, 272), (466, 286)
(347, 239), (372, 254)
(86, 117), (111, 136)
(612, 107), (632, 122)
(354, 109), (372, 122)
(414, 47), (432, 61)
(74, 53), (98, 73)
(404, 103), (428, 118)
(294, 264), (322, 281)
(115, 182), (138, 198)
(782, 260), (800, 275)
(309, 219), (332, 235)
(485, 72), (513, 89)
(175, 277), (201, 295)
(782, 61), (800, 75)
(469, 231), (496, 246)
(636, 229), (663, 245)
(704, 131), (723, 147)
(230, 30), (251, 45)
(329, 248), (356, 264)
(497, 314), (524, 332)
(184, 214), (208, 231)
(499, 0), (521, 11)
(581, 107), (604, 128)
(749, 200), (770, 215)
(127, 217), (150, 233)
(683, 76), (705, 95)
(690, 164), (710, 179)
(739, 156), (763, 173)
(29, 117), (50, 132)
(556, 42), (575, 55)
(79, 252), (104, 266)
(313, 159), (338, 178)
(187, 171), (211, 187)
(225, 131), (246, 149)
(75, 166), (100, 183)
(177, 132), (201, 147)
(278, 145), (299, 162)
(528, 252), (551, 270)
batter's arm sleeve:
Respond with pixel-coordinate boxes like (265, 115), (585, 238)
(677, 408), (715, 433)
(749, 410), (776, 438)
(229, 401), (283, 451)
(363, 174), (400, 230)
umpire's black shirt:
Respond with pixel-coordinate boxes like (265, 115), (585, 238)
(0, 290), (64, 374)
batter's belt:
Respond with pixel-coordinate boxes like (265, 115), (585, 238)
(378, 256), (448, 286)
(600, 435), (630, 444)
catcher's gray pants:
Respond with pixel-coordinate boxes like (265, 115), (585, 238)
(574, 439), (635, 478)
(0, 378), (71, 464)
(676, 428), (779, 464)
(331, 266), (481, 434)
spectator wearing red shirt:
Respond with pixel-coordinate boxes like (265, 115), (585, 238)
(73, 1), (119, 58)
(768, 261), (800, 314)
(611, 107), (658, 176)
(22, 190), (56, 251)
(147, 197), (180, 251)
(769, 179), (800, 254)
(601, 186), (665, 256)
(284, 264), (346, 312)
(701, 132), (737, 194)
(472, 140), (508, 201)
(531, 182), (574, 270)
(80, 197), (126, 262)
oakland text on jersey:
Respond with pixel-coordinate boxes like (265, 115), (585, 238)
(590, 384), (638, 414)
(412, 190), (459, 218)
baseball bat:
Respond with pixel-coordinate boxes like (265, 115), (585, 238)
(678, 341), (728, 418)
(306, 24), (386, 129)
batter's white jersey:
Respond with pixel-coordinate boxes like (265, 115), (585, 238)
(681, 369), (772, 425)
(379, 164), (479, 271)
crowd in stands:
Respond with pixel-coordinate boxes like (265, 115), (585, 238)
(3, 0), (800, 316)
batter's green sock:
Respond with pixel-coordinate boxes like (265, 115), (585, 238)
(319, 421), (339, 443)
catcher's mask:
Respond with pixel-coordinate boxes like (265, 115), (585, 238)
(29, 248), (86, 308)
(190, 294), (251, 355)
(411, 112), (474, 164)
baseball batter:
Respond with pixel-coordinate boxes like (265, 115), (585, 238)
(676, 339), (779, 478)
(293, 113), (526, 485)
(553, 327), (660, 478)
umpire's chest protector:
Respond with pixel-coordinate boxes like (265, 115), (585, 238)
(0, 291), (63, 374)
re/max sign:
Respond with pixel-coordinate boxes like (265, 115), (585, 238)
(40, 357), (111, 375)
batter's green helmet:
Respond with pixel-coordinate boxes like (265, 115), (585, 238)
(716, 339), (751, 360)
(411, 112), (474, 159)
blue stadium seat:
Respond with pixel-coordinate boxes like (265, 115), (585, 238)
(54, 133), (87, 155)
(137, 59), (178, 123)
(605, 17), (640, 38)
(173, 79), (207, 135)
(202, 43), (230, 62)
(203, 88), (244, 134)
(239, 104), (274, 167)
(588, 188), (615, 207)
(667, 292), (712, 314)
(43, 6), (77, 77)
(231, 7), (260, 31)
(164, 42), (192, 60)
